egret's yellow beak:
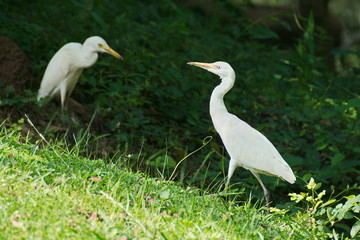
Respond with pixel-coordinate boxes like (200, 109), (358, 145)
(99, 44), (123, 60)
(187, 62), (218, 70)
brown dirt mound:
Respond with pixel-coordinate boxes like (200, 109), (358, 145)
(0, 35), (33, 96)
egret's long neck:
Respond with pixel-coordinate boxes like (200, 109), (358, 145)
(81, 46), (99, 68)
(210, 76), (234, 118)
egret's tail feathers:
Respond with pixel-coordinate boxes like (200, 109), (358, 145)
(282, 169), (296, 184)
(37, 90), (51, 108)
(37, 89), (48, 101)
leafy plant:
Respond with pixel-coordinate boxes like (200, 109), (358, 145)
(289, 178), (360, 239)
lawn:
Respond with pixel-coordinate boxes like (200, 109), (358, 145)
(0, 122), (340, 240)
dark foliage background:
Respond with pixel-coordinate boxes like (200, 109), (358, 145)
(1, 0), (359, 203)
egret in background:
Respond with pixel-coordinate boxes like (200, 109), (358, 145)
(37, 36), (123, 110)
(187, 61), (296, 205)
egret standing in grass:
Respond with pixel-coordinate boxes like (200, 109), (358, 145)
(187, 61), (296, 205)
(37, 36), (123, 110)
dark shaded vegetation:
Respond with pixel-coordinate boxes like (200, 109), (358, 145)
(0, 0), (359, 213)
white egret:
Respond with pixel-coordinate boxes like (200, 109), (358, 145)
(37, 36), (123, 110)
(187, 61), (296, 205)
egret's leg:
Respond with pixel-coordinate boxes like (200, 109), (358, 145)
(251, 171), (270, 206)
(60, 85), (67, 112)
(225, 158), (237, 189)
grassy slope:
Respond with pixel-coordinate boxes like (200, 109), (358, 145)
(0, 125), (330, 240)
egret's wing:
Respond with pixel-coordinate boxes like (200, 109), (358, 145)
(217, 114), (296, 183)
(37, 43), (82, 100)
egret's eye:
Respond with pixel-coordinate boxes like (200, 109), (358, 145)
(98, 43), (104, 48)
(216, 66), (220, 69)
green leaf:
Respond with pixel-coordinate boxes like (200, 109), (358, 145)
(329, 146), (339, 153)
(316, 143), (328, 151)
(320, 199), (336, 208)
(159, 189), (170, 200)
(350, 221), (360, 238)
(307, 177), (316, 190)
(348, 98), (360, 107)
(331, 153), (345, 166)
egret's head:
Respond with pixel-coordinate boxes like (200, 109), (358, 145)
(85, 36), (123, 60)
(187, 61), (235, 79)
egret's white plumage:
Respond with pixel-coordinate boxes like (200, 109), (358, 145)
(37, 36), (122, 110)
(187, 61), (296, 204)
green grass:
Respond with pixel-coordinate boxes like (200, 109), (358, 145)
(0, 123), (339, 240)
